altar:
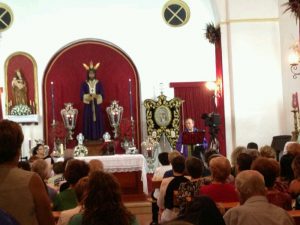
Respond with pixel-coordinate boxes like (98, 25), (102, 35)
(58, 154), (148, 195)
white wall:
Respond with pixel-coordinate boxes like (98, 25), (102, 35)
(213, 0), (285, 158)
(0, 0), (216, 157)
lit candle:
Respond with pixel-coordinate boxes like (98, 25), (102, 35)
(51, 81), (55, 125)
(129, 79), (133, 121)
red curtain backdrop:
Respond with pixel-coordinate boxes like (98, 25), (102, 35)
(43, 39), (141, 150)
(5, 52), (37, 114)
(169, 38), (226, 155)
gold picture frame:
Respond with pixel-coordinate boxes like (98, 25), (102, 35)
(144, 94), (183, 148)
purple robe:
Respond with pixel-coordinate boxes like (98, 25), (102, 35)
(80, 80), (104, 140)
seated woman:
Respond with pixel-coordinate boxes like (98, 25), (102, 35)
(199, 156), (238, 202)
(53, 159), (89, 211)
(251, 157), (292, 210)
(177, 157), (210, 215)
(289, 154), (300, 198)
(68, 171), (139, 225)
(57, 176), (89, 225)
(178, 195), (225, 225)
(0, 120), (54, 225)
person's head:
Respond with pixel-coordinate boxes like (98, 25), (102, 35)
(204, 149), (221, 166)
(236, 153), (253, 173)
(245, 149), (260, 161)
(32, 144), (45, 159)
(247, 142), (258, 150)
(183, 195), (225, 225)
(0, 120), (24, 164)
(87, 69), (96, 81)
(280, 153), (294, 182)
(158, 152), (170, 166)
(31, 159), (51, 180)
(185, 157), (204, 179)
(286, 142), (300, 156)
(74, 176), (89, 204)
(209, 156), (231, 183)
(52, 161), (64, 175)
(259, 145), (276, 159)
(235, 170), (266, 204)
(230, 146), (246, 167)
(83, 171), (133, 225)
(17, 161), (31, 171)
(168, 150), (181, 164)
(292, 155), (300, 179)
(88, 159), (104, 174)
(251, 157), (279, 188)
(185, 118), (195, 132)
(64, 159), (90, 185)
(171, 155), (186, 174)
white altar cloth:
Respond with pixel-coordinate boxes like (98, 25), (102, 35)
(58, 154), (148, 194)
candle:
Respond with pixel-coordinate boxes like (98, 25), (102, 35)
(129, 79), (133, 121)
(293, 92), (299, 110)
(297, 92), (299, 111)
(51, 82), (55, 125)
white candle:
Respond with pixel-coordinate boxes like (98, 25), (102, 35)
(51, 81), (55, 125)
(129, 79), (133, 121)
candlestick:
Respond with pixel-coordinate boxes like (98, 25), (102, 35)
(129, 79), (133, 121)
(51, 81), (56, 126)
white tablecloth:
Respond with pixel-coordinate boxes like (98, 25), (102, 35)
(58, 154), (148, 194)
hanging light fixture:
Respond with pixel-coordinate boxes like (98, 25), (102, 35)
(283, 1), (300, 78)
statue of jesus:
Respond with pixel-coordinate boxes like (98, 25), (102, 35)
(80, 61), (104, 140)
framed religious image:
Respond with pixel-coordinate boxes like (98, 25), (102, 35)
(4, 51), (39, 123)
(144, 94), (183, 149)
(154, 105), (172, 127)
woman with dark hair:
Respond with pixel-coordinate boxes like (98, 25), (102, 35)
(179, 195), (225, 225)
(53, 159), (89, 211)
(0, 120), (54, 225)
(177, 157), (210, 215)
(251, 157), (292, 210)
(69, 171), (139, 225)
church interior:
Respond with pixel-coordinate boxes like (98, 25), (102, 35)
(1, 0), (300, 225)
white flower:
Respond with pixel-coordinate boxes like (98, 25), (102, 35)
(74, 145), (88, 157)
(11, 104), (32, 116)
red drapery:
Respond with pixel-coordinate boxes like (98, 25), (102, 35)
(169, 37), (226, 155)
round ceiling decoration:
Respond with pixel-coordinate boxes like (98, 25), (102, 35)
(0, 3), (13, 32)
(162, 0), (190, 27)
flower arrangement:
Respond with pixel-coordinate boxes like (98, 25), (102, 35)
(74, 145), (88, 157)
(10, 104), (32, 115)
(205, 23), (221, 44)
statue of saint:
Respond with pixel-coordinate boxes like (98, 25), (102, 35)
(11, 70), (28, 106)
(80, 61), (104, 140)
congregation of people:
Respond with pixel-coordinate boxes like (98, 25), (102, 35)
(1, 118), (300, 225)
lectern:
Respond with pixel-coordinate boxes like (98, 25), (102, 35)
(182, 131), (205, 158)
